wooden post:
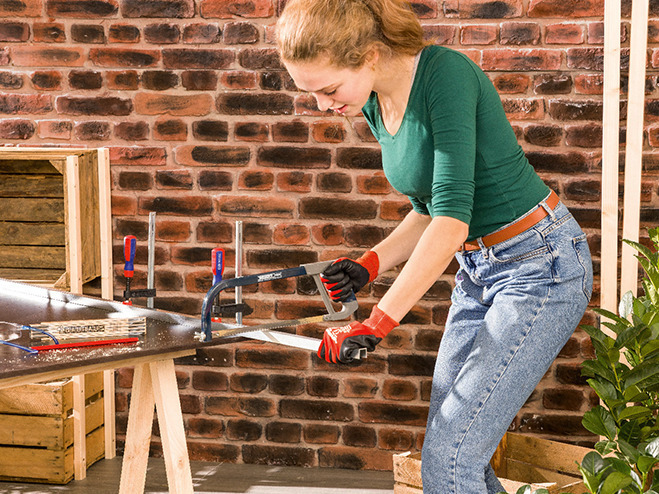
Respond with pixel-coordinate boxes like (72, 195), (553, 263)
(600, 0), (622, 316)
(97, 147), (117, 460)
(620, 0), (649, 298)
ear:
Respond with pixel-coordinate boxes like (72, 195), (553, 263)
(364, 45), (380, 69)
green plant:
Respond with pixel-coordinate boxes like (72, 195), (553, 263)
(577, 227), (659, 493)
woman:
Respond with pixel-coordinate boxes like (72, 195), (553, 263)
(276, 1), (593, 492)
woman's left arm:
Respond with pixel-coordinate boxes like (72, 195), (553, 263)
(377, 215), (468, 322)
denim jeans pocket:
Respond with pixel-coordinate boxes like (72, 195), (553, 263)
(573, 233), (593, 301)
(487, 229), (551, 265)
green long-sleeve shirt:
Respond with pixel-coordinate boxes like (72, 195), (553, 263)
(362, 45), (549, 240)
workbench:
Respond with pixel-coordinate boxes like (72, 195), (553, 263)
(0, 277), (326, 493)
(0, 278), (210, 494)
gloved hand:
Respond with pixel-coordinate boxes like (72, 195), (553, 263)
(321, 251), (379, 302)
(318, 305), (398, 364)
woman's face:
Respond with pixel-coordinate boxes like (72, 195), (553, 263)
(283, 55), (377, 116)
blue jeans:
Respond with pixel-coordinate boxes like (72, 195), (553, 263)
(421, 198), (593, 494)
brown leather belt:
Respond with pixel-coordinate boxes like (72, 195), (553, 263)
(460, 190), (560, 252)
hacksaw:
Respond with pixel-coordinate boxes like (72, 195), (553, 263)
(199, 260), (364, 358)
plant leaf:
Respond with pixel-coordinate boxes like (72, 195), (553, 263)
(588, 378), (619, 402)
(637, 455), (658, 474)
(600, 471), (634, 494)
(583, 407), (617, 440)
(618, 406), (653, 421)
(619, 290), (635, 319)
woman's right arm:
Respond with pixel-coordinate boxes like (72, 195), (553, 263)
(371, 208), (433, 274)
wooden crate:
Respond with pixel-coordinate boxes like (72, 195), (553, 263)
(0, 147), (108, 291)
(0, 372), (106, 484)
(393, 432), (588, 493)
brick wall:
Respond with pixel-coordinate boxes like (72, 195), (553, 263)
(3, 0), (659, 471)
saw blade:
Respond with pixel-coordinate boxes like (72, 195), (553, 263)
(199, 313), (350, 341)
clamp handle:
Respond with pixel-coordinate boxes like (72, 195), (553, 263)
(123, 235), (137, 278)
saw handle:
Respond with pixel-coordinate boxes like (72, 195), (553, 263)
(212, 248), (225, 285)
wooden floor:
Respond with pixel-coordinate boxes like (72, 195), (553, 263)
(0, 457), (395, 493)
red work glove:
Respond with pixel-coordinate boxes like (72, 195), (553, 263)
(321, 251), (379, 302)
(318, 305), (398, 364)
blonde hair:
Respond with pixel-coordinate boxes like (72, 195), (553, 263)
(276, 0), (425, 68)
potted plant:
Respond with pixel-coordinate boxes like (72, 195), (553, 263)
(499, 227), (659, 494)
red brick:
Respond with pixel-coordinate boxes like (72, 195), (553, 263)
(294, 93), (333, 117)
(154, 118), (187, 140)
(109, 146), (166, 165)
(566, 47), (603, 71)
(422, 24), (456, 44)
(257, 146), (330, 168)
(281, 399), (353, 421)
(382, 379), (417, 401)
(134, 93), (212, 116)
(243, 445), (315, 467)
(481, 48), (562, 71)
(228, 373), (268, 393)
(307, 375), (339, 397)
(500, 21), (540, 45)
(31, 70), (63, 90)
(460, 25), (497, 45)
(183, 23), (221, 43)
(518, 413), (587, 436)
(0, 0), (41, 16)
(89, 48), (160, 67)
(276, 171), (313, 192)
(217, 195), (295, 218)
(356, 173), (391, 195)
(380, 200), (412, 221)
(187, 442), (239, 463)
(111, 194), (137, 215)
(175, 145), (250, 166)
(115, 120), (148, 140)
(458, 0), (522, 18)
(523, 124), (563, 146)
(144, 23), (180, 44)
(55, 96), (133, 116)
(235, 122), (269, 141)
(352, 121), (377, 142)
(0, 48), (7, 65)
(218, 93), (293, 115)
(227, 420), (263, 441)
(33, 22), (66, 42)
(206, 396), (276, 417)
(107, 70), (139, 89)
(46, 0), (116, 16)
(265, 422), (301, 443)
(342, 425), (376, 448)
(221, 70), (258, 89)
(378, 428), (414, 451)
(273, 121), (307, 142)
(547, 99), (602, 120)
(181, 70), (217, 90)
(502, 98), (545, 120)
(236, 347), (309, 370)
(304, 424), (340, 444)
(318, 446), (393, 471)
(11, 46), (85, 66)
(545, 23), (585, 44)
(273, 223), (309, 245)
(343, 378), (378, 398)
(409, 0), (438, 18)
(187, 417), (224, 438)
(574, 74), (603, 95)
(317, 172), (351, 193)
(200, 0), (274, 18)
(192, 370), (228, 391)
(117, 171), (152, 190)
(0, 22), (29, 41)
(121, 0), (194, 17)
(75, 120), (111, 140)
(492, 73), (529, 94)
(533, 74), (572, 95)
(312, 121), (346, 143)
(238, 169), (274, 190)
(528, 0), (603, 18)
(0, 118), (35, 139)
(198, 170), (233, 190)
(37, 119), (72, 139)
(358, 401), (428, 426)
(311, 223), (344, 246)
(565, 123), (602, 148)
(108, 24), (140, 43)
(223, 21), (259, 44)
(0, 93), (52, 114)
(164, 49), (233, 70)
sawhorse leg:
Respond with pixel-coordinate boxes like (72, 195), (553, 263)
(119, 359), (193, 494)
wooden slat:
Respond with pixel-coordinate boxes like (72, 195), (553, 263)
(505, 433), (588, 477)
(392, 451), (421, 486)
(600, 0), (622, 316)
(620, 0), (649, 298)
(0, 175), (63, 197)
(0, 222), (65, 246)
(506, 459), (579, 486)
(0, 198), (64, 222)
(0, 159), (60, 174)
(0, 245), (66, 269)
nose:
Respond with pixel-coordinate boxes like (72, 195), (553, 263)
(313, 93), (332, 112)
